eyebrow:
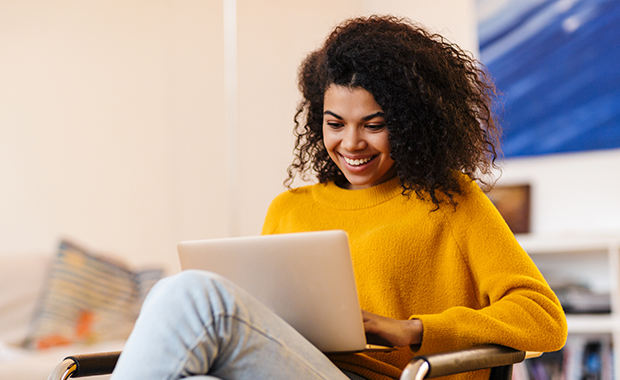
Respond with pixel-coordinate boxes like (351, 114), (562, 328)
(323, 111), (385, 121)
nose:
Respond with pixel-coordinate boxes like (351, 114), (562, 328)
(341, 126), (366, 151)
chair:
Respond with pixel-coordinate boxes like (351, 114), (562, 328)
(47, 344), (541, 380)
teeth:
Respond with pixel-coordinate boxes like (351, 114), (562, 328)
(343, 156), (372, 166)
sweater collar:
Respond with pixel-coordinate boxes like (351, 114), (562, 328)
(311, 177), (403, 210)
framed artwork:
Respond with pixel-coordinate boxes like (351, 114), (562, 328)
(476, 0), (620, 157)
(486, 184), (531, 234)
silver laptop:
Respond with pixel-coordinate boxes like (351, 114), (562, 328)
(177, 230), (394, 353)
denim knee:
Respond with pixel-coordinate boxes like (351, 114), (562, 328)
(161, 270), (227, 292)
(144, 270), (232, 310)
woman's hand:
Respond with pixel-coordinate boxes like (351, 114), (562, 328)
(362, 310), (423, 347)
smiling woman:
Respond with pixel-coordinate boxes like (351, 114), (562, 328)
(322, 85), (396, 190)
(109, 15), (567, 380)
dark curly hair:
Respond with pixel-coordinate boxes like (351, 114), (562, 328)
(286, 15), (502, 208)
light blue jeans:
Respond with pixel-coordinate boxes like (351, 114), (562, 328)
(110, 270), (366, 380)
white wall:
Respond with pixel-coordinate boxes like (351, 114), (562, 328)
(495, 149), (620, 237)
(1, 0), (617, 273)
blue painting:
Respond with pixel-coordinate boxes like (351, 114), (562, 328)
(477, 0), (620, 157)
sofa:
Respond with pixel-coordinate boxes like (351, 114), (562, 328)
(0, 241), (162, 379)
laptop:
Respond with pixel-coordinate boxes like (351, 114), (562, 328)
(177, 230), (394, 353)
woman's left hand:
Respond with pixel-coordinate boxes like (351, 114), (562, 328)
(362, 310), (423, 347)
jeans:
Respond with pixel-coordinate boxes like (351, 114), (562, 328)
(110, 270), (365, 380)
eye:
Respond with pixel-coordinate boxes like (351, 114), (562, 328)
(326, 121), (344, 129)
(366, 123), (386, 131)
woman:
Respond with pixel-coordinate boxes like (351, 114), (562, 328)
(111, 15), (567, 380)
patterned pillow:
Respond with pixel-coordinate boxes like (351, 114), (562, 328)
(24, 240), (163, 350)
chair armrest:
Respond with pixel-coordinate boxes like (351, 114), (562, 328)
(401, 345), (526, 380)
(47, 351), (121, 380)
(48, 345), (533, 380)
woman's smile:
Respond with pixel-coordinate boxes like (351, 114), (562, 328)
(341, 154), (375, 167)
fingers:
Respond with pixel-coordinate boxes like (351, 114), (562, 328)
(359, 310), (423, 347)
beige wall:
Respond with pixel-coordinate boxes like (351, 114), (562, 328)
(0, 0), (227, 271)
(2, 0), (616, 273)
(361, 0), (480, 54)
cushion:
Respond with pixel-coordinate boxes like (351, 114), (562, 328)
(23, 240), (163, 350)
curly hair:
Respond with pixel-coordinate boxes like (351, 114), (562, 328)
(286, 15), (502, 208)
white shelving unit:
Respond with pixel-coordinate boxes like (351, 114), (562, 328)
(517, 235), (620, 380)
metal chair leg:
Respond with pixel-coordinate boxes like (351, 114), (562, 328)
(47, 358), (78, 380)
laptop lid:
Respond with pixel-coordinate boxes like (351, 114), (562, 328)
(177, 230), (368, 353)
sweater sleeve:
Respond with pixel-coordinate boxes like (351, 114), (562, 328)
(413, 180), (567, 354)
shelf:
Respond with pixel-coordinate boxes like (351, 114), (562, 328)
(511, 235), (620, 380)
(566, 314), (616, 334)
(516, 235), (620, 255)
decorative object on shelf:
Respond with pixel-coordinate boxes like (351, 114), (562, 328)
(554, 283), (611, 314)
(486, 184), (531, 234)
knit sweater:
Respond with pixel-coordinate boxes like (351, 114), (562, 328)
(261, 175), (567, 380)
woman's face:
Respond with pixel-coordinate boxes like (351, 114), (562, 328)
(322, 85), (396, 190)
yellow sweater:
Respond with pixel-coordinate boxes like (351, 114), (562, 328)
(261, 175), (567, 380)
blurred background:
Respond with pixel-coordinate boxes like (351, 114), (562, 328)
(1, 0), (619, 274)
